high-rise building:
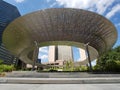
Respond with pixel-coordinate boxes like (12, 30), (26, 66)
(48, 46), (56, 63)
(48, 45), (73, 65)
(0, 0), (21, 64)
(79, 48), (87, 61)
(57, 45), (73, 61)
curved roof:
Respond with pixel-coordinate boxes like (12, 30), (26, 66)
(2, 8), (117, 64)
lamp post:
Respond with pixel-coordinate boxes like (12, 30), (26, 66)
(32, 41), (39, 71)
(85, 42), (93, 72)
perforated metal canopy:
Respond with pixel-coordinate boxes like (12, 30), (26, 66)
(2, 8), (117, 65)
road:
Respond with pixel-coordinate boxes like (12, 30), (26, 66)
(0, 84), (120, 90)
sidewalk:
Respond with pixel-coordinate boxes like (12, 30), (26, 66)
(0, 77), (120, 84)
(1, 71), (120, 84)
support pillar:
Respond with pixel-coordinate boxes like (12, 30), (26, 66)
(32, 41), (39, 71)
(85, 42), (93, 72)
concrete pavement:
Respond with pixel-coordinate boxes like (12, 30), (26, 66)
(1, 71), (120, 84)
(0, 84), (120, 90)
(1, 71), (120, 90)
(5, 71), (120, 78)
(0, 77), (120, 84)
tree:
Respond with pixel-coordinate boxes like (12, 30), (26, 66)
(94, 46), (120, 72)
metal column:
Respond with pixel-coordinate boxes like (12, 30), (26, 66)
(85, 43), (93, 72)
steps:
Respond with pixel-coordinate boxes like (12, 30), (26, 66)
(0, 77), (120, 84)
(1, 71), (119, 84)
(5, 71), (120, 78)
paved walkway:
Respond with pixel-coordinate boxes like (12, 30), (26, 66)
(0, 84), (120, 90)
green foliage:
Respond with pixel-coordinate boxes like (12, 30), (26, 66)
(73, 66), (81, 71)
(73, 66), (88, 71)
(63, 61), (88, 71)
(94, 46), (120, 72)
(49, 67), (58, 72)
(0, 60), (3, 65)
(0, 65), (14, 72)
(105, 60), (117, 71)
(93, 64), (102, 71)
(0, 60), (15, 73)
(80, 66), (88, 71)
(63, 60), (74, 71)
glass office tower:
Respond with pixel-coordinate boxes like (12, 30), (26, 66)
(0, 0), (21, 64)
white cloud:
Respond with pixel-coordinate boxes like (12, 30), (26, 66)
(116, 23), (120, 27)
(50, 2), (57, 7)
(55, 0), (95, 9)
(38, 47), (48, 61)
(39, 55), (48, 60)
(95, 0), (114, 14)
(14, 0), (25, 3)
(55, 0), (115, 14)
(91, 60), (97, 66)
(106, 4), (120, 19)
(39, 47), (48, 54)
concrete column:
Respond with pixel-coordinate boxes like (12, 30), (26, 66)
(32, 41), (39, 71)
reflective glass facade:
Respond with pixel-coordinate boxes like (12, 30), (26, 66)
(0, 0), (20, 64)
(0, 0), (20, 43)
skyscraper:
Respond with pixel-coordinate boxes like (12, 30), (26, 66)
(79, 48), (87, 61)
(0, 0), (21, 64)
(57, 45), (73, 61)
(48, 45), (73, 65)
(48, 46), (56, 63)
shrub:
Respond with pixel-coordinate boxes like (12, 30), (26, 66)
(0, 65), (14, 72)
(115, 60), (120, 72)
(73, 66), (81, 71)
(63, 61), (74, 71)
(0, 60), (3, 65)
(96, 46), (120, 72)
(105, 60), (117, 72)
(80, 65), (88, 71)
(93, 64), (104, 71)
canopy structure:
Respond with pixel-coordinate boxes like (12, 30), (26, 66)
(2, 8), (117, 65)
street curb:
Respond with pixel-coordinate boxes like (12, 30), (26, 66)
(0, 78), (120, 84)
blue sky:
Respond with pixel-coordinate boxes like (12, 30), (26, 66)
(3, 0), (120, 64)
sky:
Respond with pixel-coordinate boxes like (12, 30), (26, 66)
(3, 0), (120, 65)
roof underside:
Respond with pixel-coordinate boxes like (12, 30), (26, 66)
(3, 8), (117, 58)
